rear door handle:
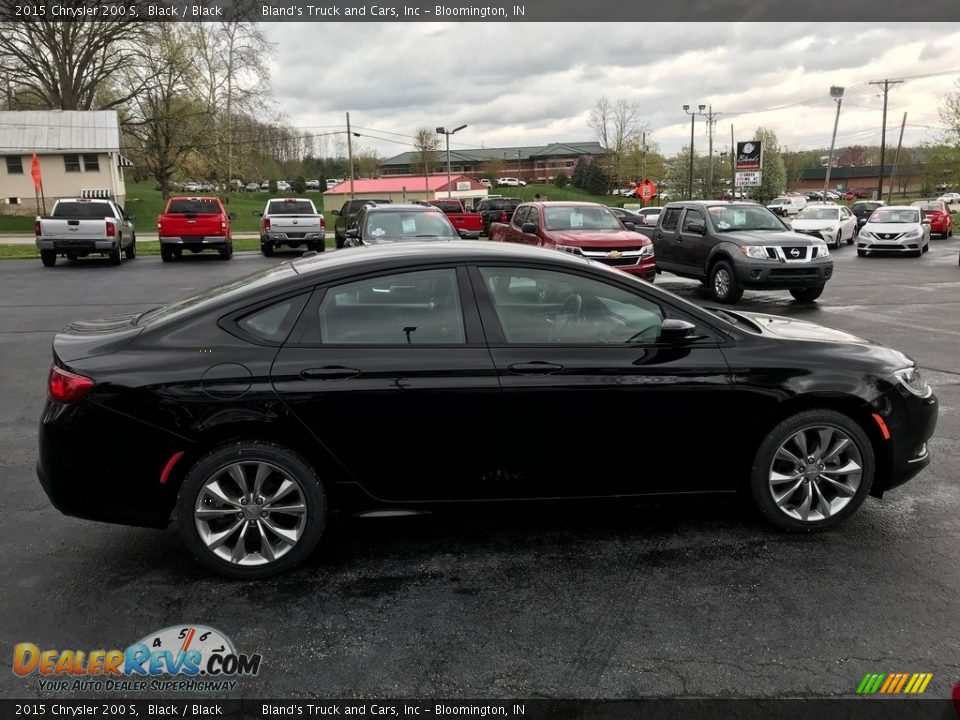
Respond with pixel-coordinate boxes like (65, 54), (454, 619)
(507, 362), (563, 375)
(300, 366), (361, 380)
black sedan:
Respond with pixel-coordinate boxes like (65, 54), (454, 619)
(37, 242), (938, 578)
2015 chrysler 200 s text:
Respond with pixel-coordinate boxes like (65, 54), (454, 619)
(37, 242), (938, 579)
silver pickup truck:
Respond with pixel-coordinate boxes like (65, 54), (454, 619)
(255, 198), (325, 256)
(35, 198), (136, 267)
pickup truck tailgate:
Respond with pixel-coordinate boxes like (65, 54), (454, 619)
(268, 215), (323, 234)
(39, 219), (111, 241)
(160, 213), (224, 236)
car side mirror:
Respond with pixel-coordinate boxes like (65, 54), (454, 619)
(623, 221), (636, 231)
(521, 222), (537, 234)
(659, 318), (698, 342)
(686, 221), (706, 235)
(253, 210), (262, 217)
(346, 227), (359, 238)
(331, 210), (340, 216)
(228, 212), (237, 221)
(921, 219), (931, 225)
(126, 214), (135, 221)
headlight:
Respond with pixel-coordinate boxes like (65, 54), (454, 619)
(859, 231), (873, 239)
(906, 228), (922, 239)
(816, 243), (830, 257)
(894, 366), (932, 398)
(639, 243), (654, 257)
(740, 245), (768, 259)
(555, 245), (583, 255)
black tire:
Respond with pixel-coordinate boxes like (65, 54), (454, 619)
(708, 260), (743, 303)
(335, 232), (345, 250)
(857, 249), (866, 257)
(108, 244), (122, 266)
(219, 243), (233, 260)
(160, 245), (174, 262)
(261, 241), (274, 257)
(750, 409), (874, 533)
(789, 285), (824, 302)
(177, 441), (327, 579)
(40, 250), (56, 267)
(124, 235), (136, 259)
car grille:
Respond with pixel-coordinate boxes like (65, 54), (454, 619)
(781, 246), (810, 260)
(581, 247), (646, 254)
(601, 256), (641, 267)
(770, 268), (819, 278)
(876, 232), (903, 240)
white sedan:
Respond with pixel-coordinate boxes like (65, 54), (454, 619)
(856, 206), (930, 257)
(790, 204), (858, 248)
(936, 192), (960, 205)
(497, 177), (527, 187)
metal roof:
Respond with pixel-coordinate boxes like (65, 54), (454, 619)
(0, 110), (122, 154)
(382, 141), (607, 167)
(323, 175), (486, 194)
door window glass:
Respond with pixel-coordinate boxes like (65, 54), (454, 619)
(681, 209), (706, 233)
(480, 267), (663, 344)
(319, 269), (465, 345)
(660, 208), (681, 231)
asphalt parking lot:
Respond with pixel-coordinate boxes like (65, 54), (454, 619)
(1, 240), (958, 700)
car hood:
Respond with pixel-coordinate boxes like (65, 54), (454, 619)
(734, 311), (871, 344)
(549, 230), (650, 246)
(861, 222), (921, 234)
(717, 230), (820, 246)
(790, 219), (840, 231)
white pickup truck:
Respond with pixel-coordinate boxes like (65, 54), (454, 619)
(255, 197), (325, 256)
(35, 198), (136, 267)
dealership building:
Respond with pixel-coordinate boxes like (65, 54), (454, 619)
(323, 174), (489, 208)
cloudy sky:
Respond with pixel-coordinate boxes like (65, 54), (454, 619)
(262, 23), (960, 159)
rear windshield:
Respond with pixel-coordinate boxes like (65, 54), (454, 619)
(852, 203), (881, 216)
(795, 207), (839, 220)
(52, 201), (116, 219)
(267, 200), (316, 215)
(870, 208), (920, 223)
(912, 201), (942, 211)
(363, 210), (457, 240)
(167, 199), (220, 214)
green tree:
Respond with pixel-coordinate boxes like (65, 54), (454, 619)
(553, 170), (568, 189)
(752, 127), (786, 204)
(293, 176), (307, 194)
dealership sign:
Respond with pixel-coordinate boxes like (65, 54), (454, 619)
(736, 141), (762, 170)
(735, 171), (762, 187)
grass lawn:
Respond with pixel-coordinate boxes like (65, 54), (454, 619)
(0, 236), (337, 260)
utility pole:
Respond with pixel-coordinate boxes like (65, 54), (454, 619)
(698, 106), (720, 198)
(730, 125), (735, 197)
(869, 78), (903, 199)
(887, 112), (907, 203)
(640, 131), (647, 181)
(823, 86), (844, 201)
(346, 111), (355, 200)
(683, 104), (704, 199)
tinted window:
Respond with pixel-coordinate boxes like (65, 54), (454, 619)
(660, 208), (681, 231)
(512, 207), (530, 226)
(52, 201), (117, 219)
(319, 269), (465, 345)
(64, 154), (81, 172)
(5, 156), (23, 174)
(480, 267), (664, 344)
(267, 200), (316, 215)
(237, 294), (308, 343)
(167, 199), (221, 214)
(681, 209), (706, 232)
(83, 154), (100, 172)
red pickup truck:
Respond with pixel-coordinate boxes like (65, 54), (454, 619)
(489, 201), (656, 281)
(423, 199), (483, 238)
(157, 196), (235, 262)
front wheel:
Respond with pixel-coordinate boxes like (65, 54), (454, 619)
(176, 441), (327, 579)
(857, 249), (866, 257)
(789, 285), (824, 302)
(124, 236), (137, 259)
(709, 260), (743, 303)
(750, 409), (874, 532)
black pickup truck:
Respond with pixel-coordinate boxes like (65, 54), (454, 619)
(650, 201), (834, 303)
(474, 197), (523, 237)
(332, 199), (391, 248)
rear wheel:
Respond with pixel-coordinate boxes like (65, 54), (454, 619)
(709, 260), (743, 303)
(40, 250), (56, 267)
(261, 240), (274, 257)
(108, 245), (122, 266)
(219, 243), (233, 260)
(177, 441), (327, 579)
(789, 285), (824, 302)
(750, 410), (874, 532)
(160, 245), (175, 262)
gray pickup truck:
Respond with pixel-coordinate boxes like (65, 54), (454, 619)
(650, 201), (834, 303)
(35, 198), (136, 267)
(255, 198), (325, 256)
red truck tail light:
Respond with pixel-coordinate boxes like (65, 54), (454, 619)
(106, 220), (115, 237)
(499, 211), (508, 223)
(263, 217), (271, 231)
(320, 216), (326, 229)
(34, 220), (41, 236)
(48, 365), (94, 403)
(221, 218), (227, 230)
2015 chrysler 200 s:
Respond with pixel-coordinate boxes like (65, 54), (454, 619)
(37, 242), (938, 579)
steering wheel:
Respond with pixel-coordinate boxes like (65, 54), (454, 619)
(550, 293), (583, 341)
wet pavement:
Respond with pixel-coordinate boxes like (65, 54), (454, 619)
(1, 240), (958, 699)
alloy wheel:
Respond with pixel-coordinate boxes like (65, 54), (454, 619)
(767, 424), (862, 522)
(713, 268), (730, 297)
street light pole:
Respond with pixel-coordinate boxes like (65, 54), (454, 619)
(436, 124), (467, 199)
(823, 86), (844, 202)
(683, 104), (705, 199)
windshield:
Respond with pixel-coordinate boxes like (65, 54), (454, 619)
(707, 205), (786, 231)
(167, 199), (220, 214)
(795, 207), (839, 221)
(869, 208), (920, 224)
(852, 203), (881, 217)
(267, 200), (316, 215)
(543, 205), (622, 231)
(770, 197), (791, 205)
(51, 201), (115, 219)
(363, 210), (457, 240)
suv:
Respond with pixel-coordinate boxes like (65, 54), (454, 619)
(332, 199), (391, 248)
(475, 197), (523, 236)
(650, 201), (833, 303)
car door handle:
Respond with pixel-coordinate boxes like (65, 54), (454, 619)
(300, 366), (361, 380)
(507, 362), (563, 375)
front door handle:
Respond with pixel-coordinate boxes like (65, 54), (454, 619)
(507, 362), (563, 375)
(300, 366), (361, 380)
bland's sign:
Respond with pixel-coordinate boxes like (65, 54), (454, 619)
(736, 141), (762, 170)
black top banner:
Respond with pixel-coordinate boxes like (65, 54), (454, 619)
(2, 0), (959, 21)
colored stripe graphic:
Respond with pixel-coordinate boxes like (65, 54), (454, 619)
(857, 672), (932, 694)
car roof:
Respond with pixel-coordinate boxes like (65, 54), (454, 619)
(366, 203), (439, 212)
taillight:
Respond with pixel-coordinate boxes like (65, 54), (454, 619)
(34, 220), (41, 236)
(106, 220), (115, 237)
(499, 211), (508, 222)
(221, 219), (227, 230)
(320, 216), (326, 229)
(263, 217), (271, 231)
(48, 365), (94, 403)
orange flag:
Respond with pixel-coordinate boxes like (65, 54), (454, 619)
(30, 153), (42, 193)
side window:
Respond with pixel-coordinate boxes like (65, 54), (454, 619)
(479, 267), (664, 345)
(681, 209), (705, 233)
(512, 206), (528, 227)
(319, 269), (465, 345)
(661, 208), (681, 231)
(236, 294), (309, 343)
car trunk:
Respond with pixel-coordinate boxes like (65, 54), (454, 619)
(53, 314), (144, 363)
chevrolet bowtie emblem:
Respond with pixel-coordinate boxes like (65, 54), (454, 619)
(607, 250), (622, 259)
